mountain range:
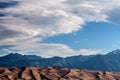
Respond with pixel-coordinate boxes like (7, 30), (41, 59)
(0, 49), (120, 72)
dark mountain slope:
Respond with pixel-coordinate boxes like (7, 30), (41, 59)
(0, 49), (120, 72)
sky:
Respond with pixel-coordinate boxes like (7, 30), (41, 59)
(0, 0), (120, 57)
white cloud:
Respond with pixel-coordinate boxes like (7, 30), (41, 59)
(78, 49), (104, 55)
(0, 0), (85, 45)
(105, 7), (120, 25)
(1, 43), (104, 58)
(0, 0), (120, 57)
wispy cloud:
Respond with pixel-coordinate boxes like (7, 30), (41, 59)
(78, 49), (104, 55)
(0, 43), (104, 58)
(0, 0), (120, 57)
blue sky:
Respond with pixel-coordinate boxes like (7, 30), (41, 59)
(43, 22), (120, 51)
(0, 0), (120, 57)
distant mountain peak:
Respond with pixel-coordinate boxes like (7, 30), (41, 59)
(5, 52), (22, 56)
(10, 52), (21, 55)
(114, 49), (120, 52)
(107, 49), (120, 55)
